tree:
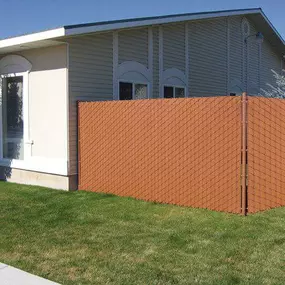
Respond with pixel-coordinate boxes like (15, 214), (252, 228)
(261, 69), (285, 98)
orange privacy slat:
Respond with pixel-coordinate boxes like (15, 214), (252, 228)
(78, 97), (242, 214)
(247, 97), (285, 213)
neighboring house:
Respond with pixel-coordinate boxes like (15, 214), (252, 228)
(0, 8), (284, 190)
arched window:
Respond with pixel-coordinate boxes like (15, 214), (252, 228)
(0, 55), (32, 74)
(0, 55), (32, 161)
(162, 68), (187, 98)
(117, 61), (151, 100)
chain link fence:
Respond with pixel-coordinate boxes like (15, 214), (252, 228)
(247, 97), (285, 213)
(78, 97), (242, 214)
(78, 95), (285, 214)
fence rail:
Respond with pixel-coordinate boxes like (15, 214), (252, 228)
(78, 94), (285, 215)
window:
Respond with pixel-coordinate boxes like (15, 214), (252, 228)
(0, 55), (32, 163)
(2, 76), (24, 160)
(119, 82), (148, 100)
(163, 86), (185, 98)
(119, 82), (132, 100)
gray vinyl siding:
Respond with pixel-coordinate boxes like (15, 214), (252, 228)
(260, 40), (281, 92)
(153, 27), (160, 98)
(229, 17), (243, 91)
(65, 16), (283, 175)
(163, 23), (185, 72)
(66, 33), (113, 174)
(228, 16), (282, 96)
(188, 18), (228, 97)
(247, 21), (260, 95)
(118, 28), (148, 66)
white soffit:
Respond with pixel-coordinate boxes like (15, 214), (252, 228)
(0, 28), (65, 48)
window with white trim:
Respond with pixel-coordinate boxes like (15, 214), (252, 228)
(2, 76), (24, 159)
(119, 82), (148, 100)
(0, 55), (32, 162)
(116, 61), (152, 100)
(163, 86), (186, 98)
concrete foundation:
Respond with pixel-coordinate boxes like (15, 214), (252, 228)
(0, 166), (78, 190)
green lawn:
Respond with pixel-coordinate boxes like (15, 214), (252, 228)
(1, 182), (285, 285)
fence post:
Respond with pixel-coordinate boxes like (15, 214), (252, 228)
(241, 92), (248, 215)
(77, 100), (81, 190)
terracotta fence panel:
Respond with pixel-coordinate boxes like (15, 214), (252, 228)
(78, 97), (242, 214)
(247, 97), (285, 213)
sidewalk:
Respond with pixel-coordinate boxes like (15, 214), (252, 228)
(0, 263), (60, 285)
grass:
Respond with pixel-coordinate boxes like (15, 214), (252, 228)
(1, 182), (285, 285)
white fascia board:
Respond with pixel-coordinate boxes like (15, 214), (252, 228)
(65, 9), (261, 36)
(0, 27), (65, 49)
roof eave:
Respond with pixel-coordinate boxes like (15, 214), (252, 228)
(259, 10), (285, 46)
(0, 8), (284, 55)
(0, 27), (65, 50)
(64, 8), (262, 36)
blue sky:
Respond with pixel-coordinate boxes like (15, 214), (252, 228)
(0, 0), (284, 40)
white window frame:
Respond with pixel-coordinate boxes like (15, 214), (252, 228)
(163, 85), (186, 98)
(115, 61), (152, 100)
(118, 80), (150, 100)
(0, 71), (32, 166)
(161, 68), (188, 98)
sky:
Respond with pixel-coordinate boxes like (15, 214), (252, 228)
(0, 0), (284, 40)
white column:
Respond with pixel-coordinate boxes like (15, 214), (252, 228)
(159, 26), (163, 98)
(148, 27), (153, 99)
(113, 31), (119, 100)
(185, 23), (189, 97)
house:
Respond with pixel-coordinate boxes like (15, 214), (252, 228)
(0, 8), (284, 190)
